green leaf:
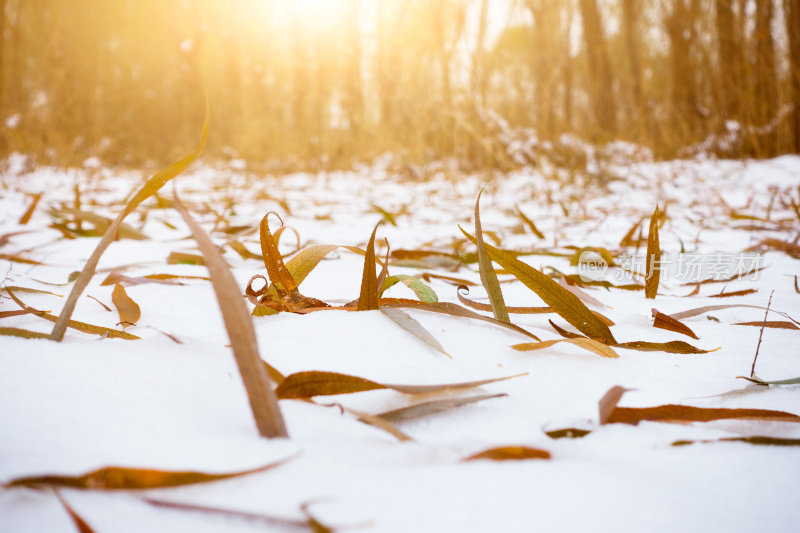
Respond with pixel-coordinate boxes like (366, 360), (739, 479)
(472, 189), (509, 323)
(460, 228), (616, 344)
(380, 274), (438, 303)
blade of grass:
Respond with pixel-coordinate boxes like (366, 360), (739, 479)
(473, 189), (509, 322)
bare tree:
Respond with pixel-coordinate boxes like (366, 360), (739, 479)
(578, 0), (617, 135)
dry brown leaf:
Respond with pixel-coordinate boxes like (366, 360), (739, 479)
(651, 308), (699, 339)
(174, 193), (287, 438)
(598, 386), (800, 425)
(111, 284), (141, 326)
(275, 370), (526, 399)
(463, 446), (551, 462)
(4, 458), (292, 490)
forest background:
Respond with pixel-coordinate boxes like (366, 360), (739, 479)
(0, 0), (797, 173)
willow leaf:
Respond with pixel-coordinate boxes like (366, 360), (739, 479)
(460, 228), (615, 344)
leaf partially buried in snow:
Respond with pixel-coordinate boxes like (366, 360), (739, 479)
(3, 457), (292, 490)
(613, 340), (713, 354)
(670, 304), (800, 326)
(460, 228), (615, 344)
(49, 99), (208, 342)
(0, 327), (50, 339)
(651, 308), (699, 339)
(5, 288), (138, 340)
(111, 284), (141, 326)
(463, 446), (551, 462)
(471, 189), (509, 322)
(672, 436), (800, 447)
(733, 321), (799, 330)
(275, 370), (526, 399)
(380, 274), (438, 303)
(738, 375), (800, 386)
(512, 337), (619, 358)
(55, 491), (95, 533)
(645, 205), (661, 299)
(379, 306), (450, 358)
(597, 386), (800, 425)
(357, 221), (381, 311)
(174, 194), (287, 438)
(380, 298), (540, 341)
(376, 393), (506, 422)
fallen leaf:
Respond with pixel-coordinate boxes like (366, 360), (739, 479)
(0, 327), (50, 339)
(4, 457), (292, 490)
(5, 288), (138, 340)
(19, 193), (42, 225)
(357, 222), (381, 311)
(613, 340), (712, 354)
(738, 376), (800, 386)
(672, 436), (800, 447)
(379, 306), (450, 358)
(111, 284), (141, 326)
(376, 393), (506, 422)
(49, 100), (208, 342)
(381, 298), (540, 341)
(651, 308), (699, 339)
(512, 337), (619, 358)
(597, 386), (800, 425)
(733, 321), (798, 330)
(463, 446), (551, 462)
(275, 370), (525, 399)
(55, 491), (94, 533)
(515, 205), (545, 239)
(460, 229), (616, 344)
(645, 205), (660, 299)
(380, 274), (438, 303)
(174, 193), (287, 438)
(472, 189), (509, 322)
(167, 251), (206, 266)
(545, 428), (592, 439)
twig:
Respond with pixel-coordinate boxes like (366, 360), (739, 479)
(750, 290), (774, 378)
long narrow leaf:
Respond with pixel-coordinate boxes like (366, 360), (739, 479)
(472, 189), (509, 322)
(460, 229), (615, 344)
(357, 222), (381, 311)
(174, 193), (287, 438)
(49, 100), (209, 341)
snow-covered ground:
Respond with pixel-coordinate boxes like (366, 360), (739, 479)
(1, 155), (799, 532)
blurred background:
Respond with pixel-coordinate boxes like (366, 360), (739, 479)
(0, 0), (797, 172)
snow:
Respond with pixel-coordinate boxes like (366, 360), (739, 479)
(1, 156), (800, 531)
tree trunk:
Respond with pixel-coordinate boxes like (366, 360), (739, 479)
(716, 0), (744, 121)
(787, 0), (800, 153)
(753, 0), (777, 131)
(666, 0), (698, 137)
(622, 0), (644, 140)
(578, 0), (616, 135)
